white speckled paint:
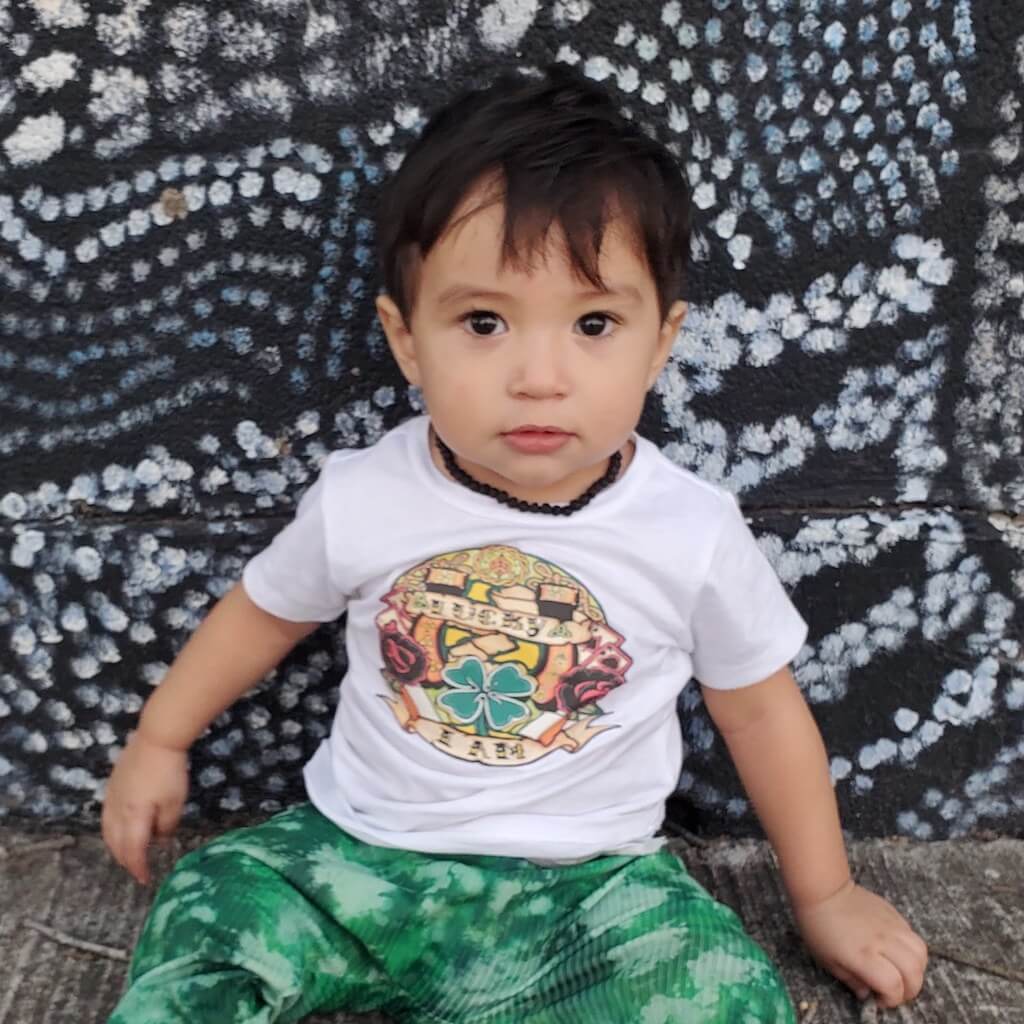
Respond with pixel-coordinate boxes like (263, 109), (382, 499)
(0, 0), (1020, 838)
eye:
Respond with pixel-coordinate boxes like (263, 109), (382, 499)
(461, 310), (507, 337)
(575, 313), (618, 338)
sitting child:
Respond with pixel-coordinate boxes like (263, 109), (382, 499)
(103, 65), (927, 1023)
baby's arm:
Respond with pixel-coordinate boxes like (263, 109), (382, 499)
(702, 668), (928, 1008)
(102, 582), (318, 884)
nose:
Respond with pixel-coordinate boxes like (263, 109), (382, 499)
(507, 333), (570, 400)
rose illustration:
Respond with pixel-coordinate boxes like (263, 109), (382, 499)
(554, 666), (624, 714)
(380, 624), (427, 685)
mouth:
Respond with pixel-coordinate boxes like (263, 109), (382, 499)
(502, 425), (572, 437)
(501, 426), (574, 454)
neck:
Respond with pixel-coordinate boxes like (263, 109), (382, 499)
(429, 428), (630, 514)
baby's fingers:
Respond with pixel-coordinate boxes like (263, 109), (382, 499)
(153, 798), (183, 841)
(109, 806), (157, 886)
(827, 962), (870, 1001)
(838, 952), (905, 1008)
(881, 934), (928, 1005)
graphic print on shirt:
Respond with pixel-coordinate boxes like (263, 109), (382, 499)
(375, 545), (632, 766)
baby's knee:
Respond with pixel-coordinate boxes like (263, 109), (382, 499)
(681, 945), (794, 1024)
(130, 844), (285, 977)
(637, 962), (792, 1024)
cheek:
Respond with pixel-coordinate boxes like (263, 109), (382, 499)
(420, 343), (496, 390)
(587, 368), (652, 429)
(586, 348), (655, 393)
(598, 390), (646, 427)
(421, 361), (488, 402)
(416, 358), (495, 429)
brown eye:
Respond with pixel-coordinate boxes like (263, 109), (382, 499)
(576, 313), (615, 337)
(463, 311), (506, 336)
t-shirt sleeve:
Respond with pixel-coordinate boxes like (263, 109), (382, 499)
(690, 492), (808, 689)
(241, 462), (349, 623)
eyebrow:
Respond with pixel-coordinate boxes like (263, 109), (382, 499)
(435, 283), (644, 306)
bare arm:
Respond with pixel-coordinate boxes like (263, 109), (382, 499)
(701, 666), (849, 906)
(702, 668), (928, 1007)
(136, 581), (320, 750)
(102, 581), (319, 883)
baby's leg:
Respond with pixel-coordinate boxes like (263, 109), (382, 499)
(508, 848), (795, 1024)
(107, 803), (400, 1024)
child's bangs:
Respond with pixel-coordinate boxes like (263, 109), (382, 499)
(497, 167), (648, 294)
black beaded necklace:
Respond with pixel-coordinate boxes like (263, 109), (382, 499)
(434, 433), (622, 516)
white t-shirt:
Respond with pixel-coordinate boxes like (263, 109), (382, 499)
(243, 416), (807, 861)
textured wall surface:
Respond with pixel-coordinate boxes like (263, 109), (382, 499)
(0, 0), (1021, 838)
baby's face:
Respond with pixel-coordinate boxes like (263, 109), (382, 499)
(377, 195), (686, 505)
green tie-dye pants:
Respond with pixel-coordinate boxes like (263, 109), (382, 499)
(108, 802), (795, 1024)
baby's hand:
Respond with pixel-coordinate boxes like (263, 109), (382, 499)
(101, 731), (189, 886)
(793, 880), (928, 1008)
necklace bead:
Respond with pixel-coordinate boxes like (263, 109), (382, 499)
(435, 434), (622, 515)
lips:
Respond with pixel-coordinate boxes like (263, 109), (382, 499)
(501, 426), (573, 454)
(503, 425), (570, 437)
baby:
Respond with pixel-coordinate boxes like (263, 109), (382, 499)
(103, 66), (927, 1023)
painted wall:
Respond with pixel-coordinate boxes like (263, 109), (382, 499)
(0, 0), (1021, 838)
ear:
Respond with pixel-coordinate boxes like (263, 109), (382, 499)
(647, 300), (687, 388)
(376, 294), (421, 386)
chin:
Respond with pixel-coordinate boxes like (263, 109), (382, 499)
(490, 463), (569, 492)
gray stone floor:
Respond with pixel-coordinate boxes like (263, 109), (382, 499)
(1, 824), (1021, 1023)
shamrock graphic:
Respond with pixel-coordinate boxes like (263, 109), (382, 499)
(438, 657), (535, 736)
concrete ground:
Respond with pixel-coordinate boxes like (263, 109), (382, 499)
(0, 823), (1021, 1024)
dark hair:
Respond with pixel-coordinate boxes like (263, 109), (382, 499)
(377, 65), (691, 323)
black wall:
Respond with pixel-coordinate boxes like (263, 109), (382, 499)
(1, 1), (1022, 838)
